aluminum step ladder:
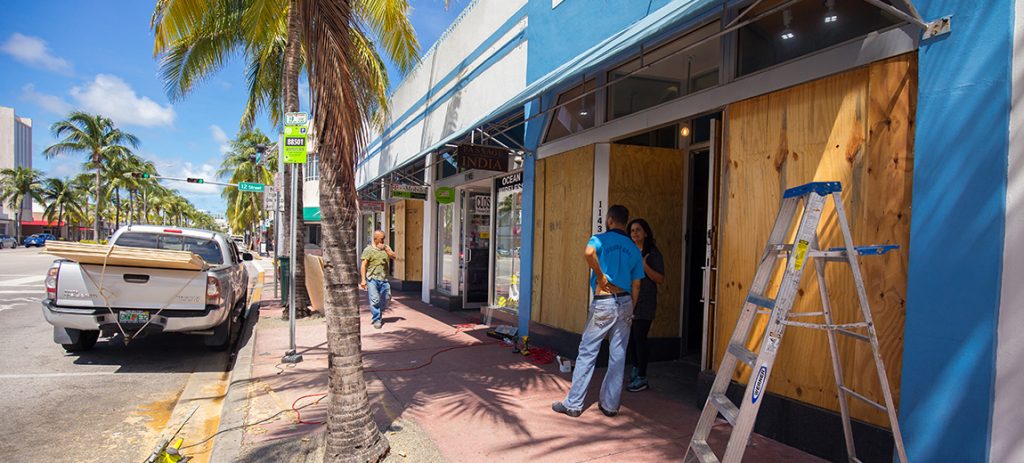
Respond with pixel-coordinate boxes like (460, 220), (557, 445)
(685, 181), (907, 463)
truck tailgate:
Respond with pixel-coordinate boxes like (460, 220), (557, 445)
(57, 263), (208, 310)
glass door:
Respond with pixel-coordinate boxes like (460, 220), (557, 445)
(436, 199), (460, 295)
(492, 174), (523, 311)
(463, 189), (492, 308)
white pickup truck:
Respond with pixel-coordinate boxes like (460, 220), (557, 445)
(42, 225), (252, 352)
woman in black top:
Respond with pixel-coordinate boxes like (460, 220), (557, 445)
(626, 218), (664, 392)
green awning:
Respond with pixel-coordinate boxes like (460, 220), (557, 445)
(303, 207), (321, 222)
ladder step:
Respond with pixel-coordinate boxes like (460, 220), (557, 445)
(746, 294), (775, 309)
(837, 328), (870, 342)
(840, 386), (887, 412)
(783, 181), (842, 198)
(781, 320), (870, 330)
(727, 343), (758, 367)
(688, 440), (719, 463)
(710, 393), (739, 426)
(787, 311), (824, 318)
(815, 245), (900, 262)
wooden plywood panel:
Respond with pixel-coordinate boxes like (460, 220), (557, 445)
(536, 146), (595, 334)
(531, 158), (546, 322)
(608, 144), (685, 338)
(403, 200), (424, 281)
(715, 54), (915, 427)
(393, 201), (408, 280)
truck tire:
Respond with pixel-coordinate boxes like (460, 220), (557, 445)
(205, 316), (232, 350)
(61, 329), (99, 352)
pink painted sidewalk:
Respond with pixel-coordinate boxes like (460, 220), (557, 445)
(238, 288), (824, 462)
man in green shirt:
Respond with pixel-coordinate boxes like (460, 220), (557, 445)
(360, 230), (397, 329)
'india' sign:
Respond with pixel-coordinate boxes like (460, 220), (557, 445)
(457, 144), (509, 173)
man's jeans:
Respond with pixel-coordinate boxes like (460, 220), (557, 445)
(367, 279), (390, 323)
(563, 294), (633, 412)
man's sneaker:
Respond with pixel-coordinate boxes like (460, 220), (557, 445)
(551, 401), (581, 418)
(373, 320), (383, 329)
(598, 403), (618, 417)
(627, 377), (649, 392)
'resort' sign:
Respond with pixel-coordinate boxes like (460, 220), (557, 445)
(457, 144), (509, 173)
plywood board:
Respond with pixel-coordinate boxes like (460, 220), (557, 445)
(531, 158), (546, 323)
(44, 241), (207, 270)
(535, 146), (595, 334)
(608, 144), (685, 338)
(393, 201), (408, 280)
(715, 54), (915, 427)
(403, 200), (424, 281)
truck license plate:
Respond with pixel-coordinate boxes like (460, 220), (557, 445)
(119, 310), (150, 324)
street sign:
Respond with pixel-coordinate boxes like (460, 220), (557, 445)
(389, 183), (428, 201)
(238, 182), (265, 192)
(263, 190), (283, 211)
(283, 124), (308, 164)
(285, 112), (309, 126)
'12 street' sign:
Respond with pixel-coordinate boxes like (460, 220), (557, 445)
(238, 182), (265, 193)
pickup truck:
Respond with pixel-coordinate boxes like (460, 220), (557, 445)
(42, 225), (252, 352)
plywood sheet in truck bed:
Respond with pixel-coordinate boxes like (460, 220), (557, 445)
(44, 242), (207, 270)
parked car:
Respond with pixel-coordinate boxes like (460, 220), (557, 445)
(0, 235), (16, 249)
(23, 233), (55, 247)
(42, 225), (252, 352)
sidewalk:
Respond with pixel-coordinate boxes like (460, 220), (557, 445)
(228, 272), (824, 462)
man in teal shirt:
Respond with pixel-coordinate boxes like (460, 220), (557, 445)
(553, 205), (644, 418)
(360, 230), (397, 329)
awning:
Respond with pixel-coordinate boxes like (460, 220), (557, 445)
(303, 207), (321, 222)
(21, 220), (65, 226)
(359, 0), (717, 188)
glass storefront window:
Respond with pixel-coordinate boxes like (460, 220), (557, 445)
(544, 79), (597, 142)
(606, 21), (720, 121)
(736, 0), (902, 77)
(436, 201), (458, 294)
(492, 173), (523, 310)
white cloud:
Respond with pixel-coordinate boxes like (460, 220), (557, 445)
(21, 84), (71, 115)
(70, 74), (176, 127)
(45, 160), (84, 179)
(210, 124), (231, 154)
(0, 33), (72, 74)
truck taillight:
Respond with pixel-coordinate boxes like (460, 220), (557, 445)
(206, 276), (222, 305)
(46, 264), (59, 300)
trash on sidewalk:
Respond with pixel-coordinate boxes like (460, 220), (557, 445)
(556, 355), (574, 373)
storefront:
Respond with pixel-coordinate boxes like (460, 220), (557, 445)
(429, 144), (522, 311)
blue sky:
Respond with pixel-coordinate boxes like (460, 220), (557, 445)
(0, 0), (466, 216)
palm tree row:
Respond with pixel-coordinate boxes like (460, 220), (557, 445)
(0, 111), (221, 243)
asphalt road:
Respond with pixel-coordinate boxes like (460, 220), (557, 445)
(0, 246), (254, 462)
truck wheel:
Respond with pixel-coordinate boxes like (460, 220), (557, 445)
(61, 329), (99, 352)
(205, 317), (232, 350)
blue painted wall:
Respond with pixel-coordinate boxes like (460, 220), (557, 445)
(902, 1), (1012, 461)
(525, 0), (678, 83)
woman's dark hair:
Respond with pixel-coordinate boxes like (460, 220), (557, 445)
(628, 218), (656, 254)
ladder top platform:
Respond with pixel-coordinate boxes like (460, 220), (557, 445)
(783, 182), (842, 198)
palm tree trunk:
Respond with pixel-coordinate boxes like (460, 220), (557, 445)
(93, 156), (101, 241)
(14, 210), (20, 243)
(283, 0), (311, 318)
(115, 188), (121, 230)
(320, 148), (389, 462)
(58, 205), (64, 240)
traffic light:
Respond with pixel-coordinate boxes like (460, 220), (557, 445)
(186, 177), (204, 184)
(128, 172), (151, 179)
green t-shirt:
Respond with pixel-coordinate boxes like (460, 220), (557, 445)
(361, 245), (390, 281)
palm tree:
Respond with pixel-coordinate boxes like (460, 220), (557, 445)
(0, 167), (45, 242)
(42, 178), (85, 240)
(43, 112), (140, 241)
(219, 129), (277, 238)
(151, 0), (419, 458)
(151, 0), (418, 320)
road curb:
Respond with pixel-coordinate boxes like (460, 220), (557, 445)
(209, 268), (266, 462)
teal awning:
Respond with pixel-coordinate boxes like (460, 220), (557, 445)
(303, 207), (321, 222)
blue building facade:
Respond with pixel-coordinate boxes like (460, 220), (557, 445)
(357, 1), (1023, 461)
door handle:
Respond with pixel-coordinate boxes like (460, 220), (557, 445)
(123, 274), (150, 284)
